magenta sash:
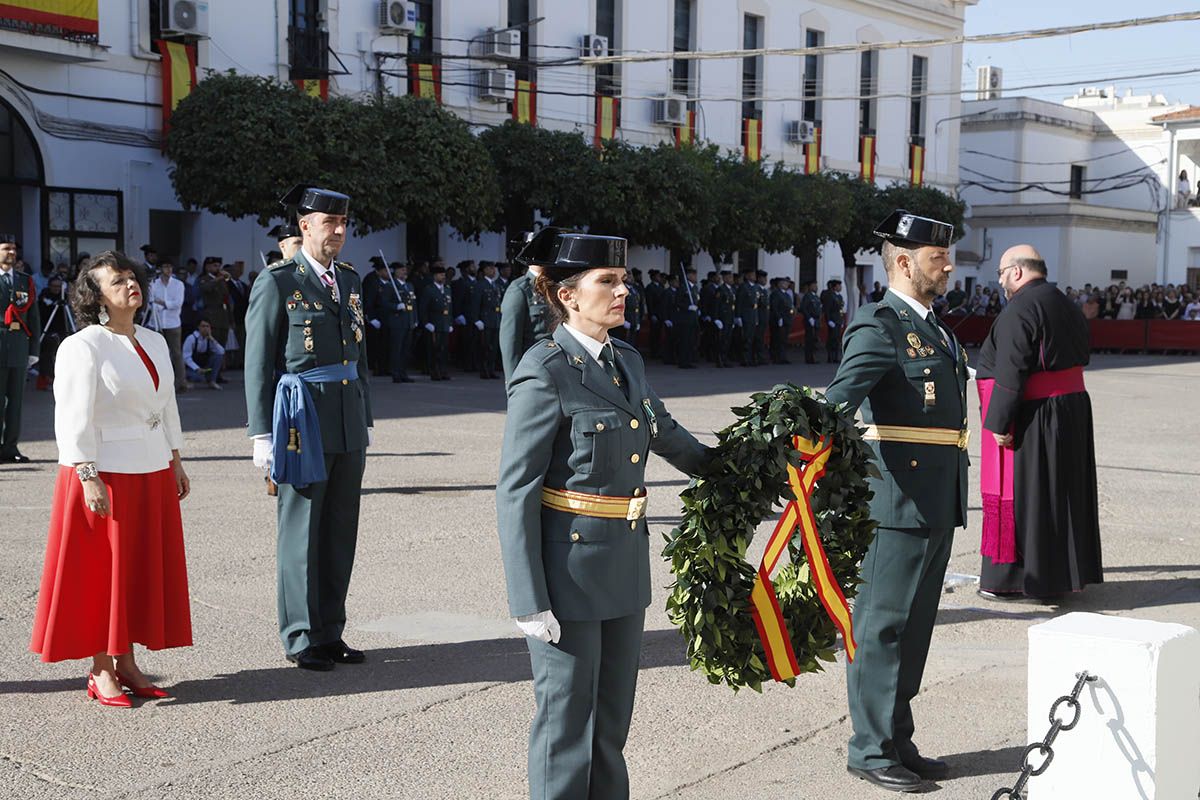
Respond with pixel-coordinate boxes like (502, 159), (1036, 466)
(978, 367), (1085, 564)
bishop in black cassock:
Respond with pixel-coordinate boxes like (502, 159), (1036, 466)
(976, 245), (1102, 599)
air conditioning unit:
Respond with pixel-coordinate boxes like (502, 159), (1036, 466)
(479, 69), (516, 102)
(580, 34), (610, 59)
(786, 120), (816, 144)
(482, 29), (522, 60)
(160, 0), (210, 38)
(379, 0), (416, 34)
(653, 95), (688, 126)
(976, 66), (1003, 100)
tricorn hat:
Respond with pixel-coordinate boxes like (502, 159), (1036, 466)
(874, 209), (954, 249)
(280, 184), (350, 217)
(267, 223), (302, 242)
(515, 228), (627, 281)
(140, 243), (157, 254)
(0, 233), (17, 245)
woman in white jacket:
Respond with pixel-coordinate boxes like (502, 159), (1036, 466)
(30, 251), (192, 708)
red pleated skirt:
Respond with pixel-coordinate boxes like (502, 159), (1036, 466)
(30, 466), (193, 663)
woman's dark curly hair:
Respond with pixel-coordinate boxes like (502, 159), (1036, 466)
(71, 250), (149, 328)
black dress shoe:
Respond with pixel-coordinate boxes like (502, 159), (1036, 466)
(977, 588), (1036, 603)
(847, 765), (926, 792)
(900, 753), (949, 780)
(286, 647), (335, 671)
(320, 640), (365, 664)
(1, 451), (30, 463)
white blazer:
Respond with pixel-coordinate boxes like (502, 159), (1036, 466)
(55, 324), (184, 474)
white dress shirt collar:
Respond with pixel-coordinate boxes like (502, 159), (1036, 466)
(888, 287), (935, 321)
(562, 323), (611, 365)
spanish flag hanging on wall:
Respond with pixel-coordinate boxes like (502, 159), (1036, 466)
(0, 0), (98, 38)
(409, 63), (442, 104)
(804, 127), (822, 174)
(910, 143), (925, 186)
(294, 79), (330, 101)
(513, 80), (537, 125)
(673, 109), (696, 148)
(743, 117), (762, 162)
(157, 39), (197, 138)
(594, 95), (619, 147)
(860, 134), (877, 182)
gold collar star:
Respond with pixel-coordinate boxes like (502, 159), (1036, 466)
(612, 376), (621, 387)
(572, 355), (585, 365)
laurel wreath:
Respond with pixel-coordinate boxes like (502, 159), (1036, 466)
(663, 384), (879, 692)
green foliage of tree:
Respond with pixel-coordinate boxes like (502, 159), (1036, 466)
(760, 168), (854, 258)
(830, 174), (894, 273)
(479, 121), (598, 232)
(700, 150), (772, 263)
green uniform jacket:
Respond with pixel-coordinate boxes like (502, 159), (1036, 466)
(735, 282), (759, 327)
(623, 282), (643, 331)
(419, 282), (453, 332)
(755, 284), (770, 329)
(244, 251), (372, 452)
(499, 272), (550, 381)
(824, 291), (969, 529)
(770, 288), (795, 328)
(497, 325), (711, 621)
(715, 283), (736, 325)
(0, 270), (40, 368)
(376, 279), (417, 330)
(469, 278), (503, 330)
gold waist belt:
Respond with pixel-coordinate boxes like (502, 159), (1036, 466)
(861, 424), (970, 450)
(541, 487), (647, 520)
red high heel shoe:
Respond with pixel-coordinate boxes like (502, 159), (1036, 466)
(115, 671), (170, 699)
(86, 674), (132, 708)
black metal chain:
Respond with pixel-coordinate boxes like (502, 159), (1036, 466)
(991, 671), (1098, 800)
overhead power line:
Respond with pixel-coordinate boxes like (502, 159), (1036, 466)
(577, 11), (1200, 66)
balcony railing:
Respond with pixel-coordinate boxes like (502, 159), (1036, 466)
(288, 26), (329, 80)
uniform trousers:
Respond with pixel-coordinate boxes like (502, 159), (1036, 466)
(388, 320), (412, 380)
(0, 364), (25, 456)
(847, 526), (953, 770)
(804, 321), (820, 363)
(276, 449), (366, 656)
(526, 611), (645, 800)
(480, 326), (500, 378)
(741, 323), (759, 365)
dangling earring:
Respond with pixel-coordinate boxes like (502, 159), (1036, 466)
(98, 306), (110, 325)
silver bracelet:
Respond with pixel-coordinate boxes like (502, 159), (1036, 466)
(75, 463), (99, 482)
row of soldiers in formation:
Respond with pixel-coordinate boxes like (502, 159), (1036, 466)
(359, 256), (851, 383)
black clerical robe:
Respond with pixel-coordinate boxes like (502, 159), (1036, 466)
(976, 279), (1102, 597)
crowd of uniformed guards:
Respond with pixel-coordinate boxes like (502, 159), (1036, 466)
(360, 257), (851, 381)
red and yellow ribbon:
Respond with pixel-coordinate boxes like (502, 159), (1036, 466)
(749, 435), (857, 682)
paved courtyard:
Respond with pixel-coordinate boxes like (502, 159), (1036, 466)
(2, 352), (1197, 799)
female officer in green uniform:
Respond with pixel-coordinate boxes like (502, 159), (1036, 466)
(497, 229), (712, 800)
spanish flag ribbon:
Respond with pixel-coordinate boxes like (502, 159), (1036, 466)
(910, 143), (925, 187)
(294, 79), (330, 101)
(674, 109), (696, 147)
(749, 435), (857, 682)
(513, 79), (537, 125)
(410, 63), (442, 104)
(0, 1), (98, 37)
(594, 95), (619, 147)
(804, 126), (822, 175)
(743, 117), (762, 163)
(157, 39), (197, 138)
(860, 135), (877, 182)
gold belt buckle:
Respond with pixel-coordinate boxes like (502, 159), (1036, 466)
(957, 429), (970, 450)
(626, 496), (647, 520)
(8, 322), (20, 331)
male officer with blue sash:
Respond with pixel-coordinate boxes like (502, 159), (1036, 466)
(245, 185), (373, 672)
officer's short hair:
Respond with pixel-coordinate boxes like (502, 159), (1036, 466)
(882, 240), (920, 276)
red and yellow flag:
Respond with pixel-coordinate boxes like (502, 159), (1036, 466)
(910, 143), (925, 186)
(804, 126), (822, 174)
(0, 0), (98, 37)
(674, 109), (696, 148)
(157, 39), (197, 138)
(409, 63), (442, 104)
(743, 117), (762, 162)
(748, 436), (858, 682)
(513, 79), (537, 125)
(294, 79), (330, 101)
(860, 135), (877, 182)
(594, 95), (619, 147)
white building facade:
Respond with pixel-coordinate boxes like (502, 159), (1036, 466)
(959, 86), (1192, 290)
(1, 0), (974, 286)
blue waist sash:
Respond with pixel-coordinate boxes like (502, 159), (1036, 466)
(270, 362), (359, 488)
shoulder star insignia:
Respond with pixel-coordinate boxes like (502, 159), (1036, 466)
(612, 376), (621, 387)
(572, 355), (584, 365)
(898, 309), (910, 319)
(545, 342), (557, 349)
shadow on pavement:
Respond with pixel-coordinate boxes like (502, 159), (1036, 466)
(945, 745), (1026, 780)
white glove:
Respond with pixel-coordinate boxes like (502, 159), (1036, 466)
(622, 321), (631, 329)
(702, 315), (711, 322)
(808, 317), (817, 326)
(688, 305), (698, 312)
(28, 355), (39, 367)
(734, 317), (743, 327)
(370, 319), (382, 330)
(475, 320), (484, 331)
(714, 319), (724, 330)
(424, 322), (435, 332)
(665, 319), (673, 328)
(828, 321), (836, 328)
(516, 610), (561, 644)
(650, 316), (658, 323)
(367, 427), (374, 447)
(448, 325), (454, 333)
(777, 319), (785, 327)
(455, 314), (466, 325)
(252, 435), (273, 470)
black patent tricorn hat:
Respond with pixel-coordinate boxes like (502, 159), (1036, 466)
(515, 228), (627, 281)
(267, 223), (302, 242)
(0, 233), (17, 245)
(280, 184), (350, 216)
(874, 209), (954, 249)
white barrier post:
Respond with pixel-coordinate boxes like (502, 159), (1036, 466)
(1026, 612), (1200, 799)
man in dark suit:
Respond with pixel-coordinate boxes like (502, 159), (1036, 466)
(825, 210), (967, 792)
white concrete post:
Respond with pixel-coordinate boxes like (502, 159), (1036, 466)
(1026, 612), (1200, 800)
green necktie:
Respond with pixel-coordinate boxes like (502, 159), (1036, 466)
(600, 344), (629, 401)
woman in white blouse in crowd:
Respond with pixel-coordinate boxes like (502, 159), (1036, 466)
(30, 250), (193, 708)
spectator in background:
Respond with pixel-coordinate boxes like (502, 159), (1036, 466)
(1149, 289), (1165, 319)
(945, 280), (967, 314)
(1081, 292), (1101, 320)
(985, 292), (1003, 316)
(1177, 170), (1192, 210)
(1099, 287), (1120, 319)
(182, 318), (225, 390)
(1183, 294), (1200, 321)
(1115, 287), (1137, 320)
(35, 259), (55, 293)
(35, 276), (74, 391)
(969, 285), (987, 315)
(1135, 289), (1155, 319)
(1161, 290), (1182, 320)
(148, 260), (187, 392)
(868, 280), (886, 303)
(198, 260), (231, 377)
